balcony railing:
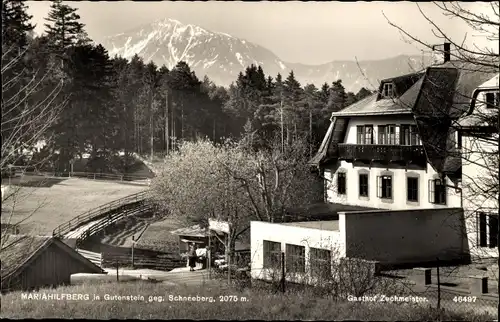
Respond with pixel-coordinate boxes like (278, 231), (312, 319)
(337, 144), (426, 164)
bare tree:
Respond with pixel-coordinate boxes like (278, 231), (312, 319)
(1, 43), (65, 247)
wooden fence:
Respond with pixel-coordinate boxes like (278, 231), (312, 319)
(74, 201), (152, 248)
(102, 252), (184, 271)
(76, 248), (103, 267)
(52, 191), (149, 238)
(22, 171), (152, 182)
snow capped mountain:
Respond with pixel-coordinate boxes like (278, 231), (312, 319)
(101, 18), (432, 92)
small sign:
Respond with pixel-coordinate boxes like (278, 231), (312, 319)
(209, 218), (229, 234)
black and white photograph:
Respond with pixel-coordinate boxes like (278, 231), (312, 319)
(1, 1), (499, 320)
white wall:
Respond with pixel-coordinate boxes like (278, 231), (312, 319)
(462, 133), (499, 259)
(250, 221), (344, 284)
(324, 161), (461, 210)
(251, 207), (468, 284)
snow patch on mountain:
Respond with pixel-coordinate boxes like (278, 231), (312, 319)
(235, 52), (244, 67)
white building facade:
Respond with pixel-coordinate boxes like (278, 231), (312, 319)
(324, 113), (462, 210)
(309, 60), (498, 262)
(460, 74), (499, 259)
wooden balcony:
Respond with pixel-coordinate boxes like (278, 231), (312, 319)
(337, 144), (427, 164)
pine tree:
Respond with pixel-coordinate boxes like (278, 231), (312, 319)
(2, 0), (34, 52)
(44, 0), (87, 53)
(167, 61), (201, 141)
(345, 91), (357, 107)
(319, 82), (330, 105)
(142, 61), (160, 159)
(303, 84), (320, 157)
(355, 87), (373, 101)
(327, 80), (347, 113)
(283, 70), (303, 143)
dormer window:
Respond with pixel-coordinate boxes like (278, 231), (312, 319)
(382, 83), (394, 98)
(485, 92), (499, 109)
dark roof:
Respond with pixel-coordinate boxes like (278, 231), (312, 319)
(443, 156), (462, 174)
(379, 71), (425, 98)
(1, 235), (51, 277)
(332, 71), (425, 117)
(1, 235), (103, 281)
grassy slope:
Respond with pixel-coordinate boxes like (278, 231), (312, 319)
(0, 282), (495, 320)
(135, 218), (182, 253)
(1, 178), (146, 235)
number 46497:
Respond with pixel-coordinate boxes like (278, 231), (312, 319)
(453, 296), (477, 303)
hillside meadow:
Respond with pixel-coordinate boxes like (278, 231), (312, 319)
(0, 281), (495, 320)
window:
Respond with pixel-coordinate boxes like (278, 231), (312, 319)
(285, 244), (305, 273)
(407, 177), (419, 202)
(378, 125), (396, 145)
(263, 240), (281, 269)
(489, 215), (499, 248)
(485, 92), (499, 109)
(382, 83), (394, 98)
(356, 125), (373, 144)
(310, 248), (331, 280)
(359, 173), (369, 197)
(337, 172), (346, 195)
(377, 175), (392, 199)
(400, 125), (420, 145)
(478, 213), (499, 248)
(428, 179), (446, 205)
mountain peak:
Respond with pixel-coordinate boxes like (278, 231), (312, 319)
(101, 19), (430, 91)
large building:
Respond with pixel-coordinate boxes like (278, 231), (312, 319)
(459, 73), (499, 259)
(250, 48), (499, 285)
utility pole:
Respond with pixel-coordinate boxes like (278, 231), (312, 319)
(227, 231), (231, 285)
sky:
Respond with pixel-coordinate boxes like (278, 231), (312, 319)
(25, 1), (496, 65)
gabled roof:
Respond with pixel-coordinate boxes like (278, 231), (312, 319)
(379, 71), (425, 99)
(1, 235), (103, 282)
(310, 60), (498, 172)
(332, 72), (425, 117)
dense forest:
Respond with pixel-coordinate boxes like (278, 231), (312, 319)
(2, 0), (373, 175)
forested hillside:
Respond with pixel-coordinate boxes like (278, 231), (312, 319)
(2, 0), (373, 175)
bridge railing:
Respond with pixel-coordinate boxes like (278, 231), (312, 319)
(52, 191), (149, 238)
(75, 201), (153, 248)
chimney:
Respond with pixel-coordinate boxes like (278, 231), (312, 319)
(443, 42), (451, 62)
(431, 42), (451, 65)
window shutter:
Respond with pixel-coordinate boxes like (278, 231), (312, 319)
(489, 215), (499, 248)
(428, 179), (435, 203)
(377, 176), (382, 198)
(357, 126), (362, 144)
(378, 126), (384, 144)
(479, 213), (487, 247)
(388, 176), (393, 199)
